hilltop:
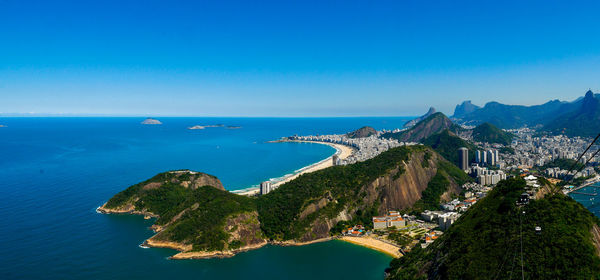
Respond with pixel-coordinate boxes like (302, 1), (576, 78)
(383, 113), (462, 143)
(346, 126), (377, 138)
(100, 145), (470, 257)
(403, 107), (437, 128)
(472, 122), (514, 145)
(385, 177), (600, 279)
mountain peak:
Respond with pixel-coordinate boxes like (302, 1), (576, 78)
(585, 89), (594, 99)
(452, 100), (481, 118)
(403, 107), (438, 128)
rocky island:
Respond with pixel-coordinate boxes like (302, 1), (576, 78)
(141, 118), (162, 125)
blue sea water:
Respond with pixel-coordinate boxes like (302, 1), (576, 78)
(0, 117), (411, 280)
(569, 183), (600, 218)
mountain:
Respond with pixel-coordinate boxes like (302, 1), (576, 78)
(472, 122), (514, 145)
(404, 107), (437, 128)
(453, 100), (566, 128)
(346, 126), (377, 138)
(383, 112), (461, 143)
(452, 101), (480, 118)
(544, 90), (600, 137)
(257, 145), (470, 241)
(452, 90), (600, 136)
(100, 146), (470, 257)
(422, 129), (476, 168)
(386, 177), (600, 279)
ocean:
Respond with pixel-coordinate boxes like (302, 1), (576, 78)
(0, 117), (411, 280)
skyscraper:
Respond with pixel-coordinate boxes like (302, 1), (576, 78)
(458, 147), (469, 171)
(260, 181), (272, 195)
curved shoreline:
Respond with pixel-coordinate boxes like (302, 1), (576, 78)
(339, 236), (402, 258)
(232, 141), (355, 196)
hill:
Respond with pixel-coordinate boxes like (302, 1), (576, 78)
(472, 122), (514, 145)
(544, 90), (600, 137)
(100, 146), (471, 257)
(452, 100), (480, 118)
(346, 126), (377, 138)
(386, 177), (600, 279)
(98, 170), (265, 257)
(257, 145), (470, 241)
(404, 107), (437, 128)
(383, 113), (461, 143)
(422, 129), (477, 168)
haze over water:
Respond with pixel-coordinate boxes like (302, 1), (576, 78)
(0, 117), (409, 279)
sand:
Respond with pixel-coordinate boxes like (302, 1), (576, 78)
(340, 236), (402, 258)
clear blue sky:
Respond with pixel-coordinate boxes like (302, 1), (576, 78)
(1, 0), (599, 117)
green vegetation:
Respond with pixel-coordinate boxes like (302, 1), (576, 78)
(103, 171), (258, 252)
(383, 113), (462, 143)
(408, 161), (471, 214)
(541, 158), (584, 171)
(257, 146), (417, 240)
(422, 129), (477, 168)
(499, 146), (515, 155)
(388, 230), (413, 247)
(472, 122), (514, 145)
(386, 177), (600, 279)
(157, 186), (257, 251)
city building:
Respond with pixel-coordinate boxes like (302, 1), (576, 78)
(260, 181), (272, 195)
(458, 147), (469, 171)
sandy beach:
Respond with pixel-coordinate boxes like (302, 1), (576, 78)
(340, 236), (402, 258)
(232, 140), (355, 196)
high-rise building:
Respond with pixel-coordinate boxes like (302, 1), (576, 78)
(487, 150), (495, 166)
(332, 155), (339, 166)
(475, 150), (482, 163)
(458, 147), (469, 171)
(260, 181), (272, 195)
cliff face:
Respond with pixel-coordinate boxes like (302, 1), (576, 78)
(293, 148), (461, 242)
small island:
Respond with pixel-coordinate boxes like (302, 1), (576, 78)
(0, 125), (6, 128)
(141, 118), (162, 125)
(188, 124), (227, 130)
(188, 125), (206, 130)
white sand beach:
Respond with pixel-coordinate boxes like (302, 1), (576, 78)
(232, 141), (355, 196)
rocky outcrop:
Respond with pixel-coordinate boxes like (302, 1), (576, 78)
(295, 148), (461, 242)
(141, 118), (162, 125)
(404, 107), (437, 128)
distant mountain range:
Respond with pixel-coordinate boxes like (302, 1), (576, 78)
(451, 90), (600, 137)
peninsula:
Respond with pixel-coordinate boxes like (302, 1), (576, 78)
(99, 143), (468, 259)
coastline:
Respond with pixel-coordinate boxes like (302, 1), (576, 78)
(340, 236), (402, 258)
(232, 140), (355, 196)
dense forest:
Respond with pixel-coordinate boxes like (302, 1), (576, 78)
(386, 177), (600, 279)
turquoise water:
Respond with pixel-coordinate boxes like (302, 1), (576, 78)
(569, 183), (600, 218)
(0, 117), (409, 280)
